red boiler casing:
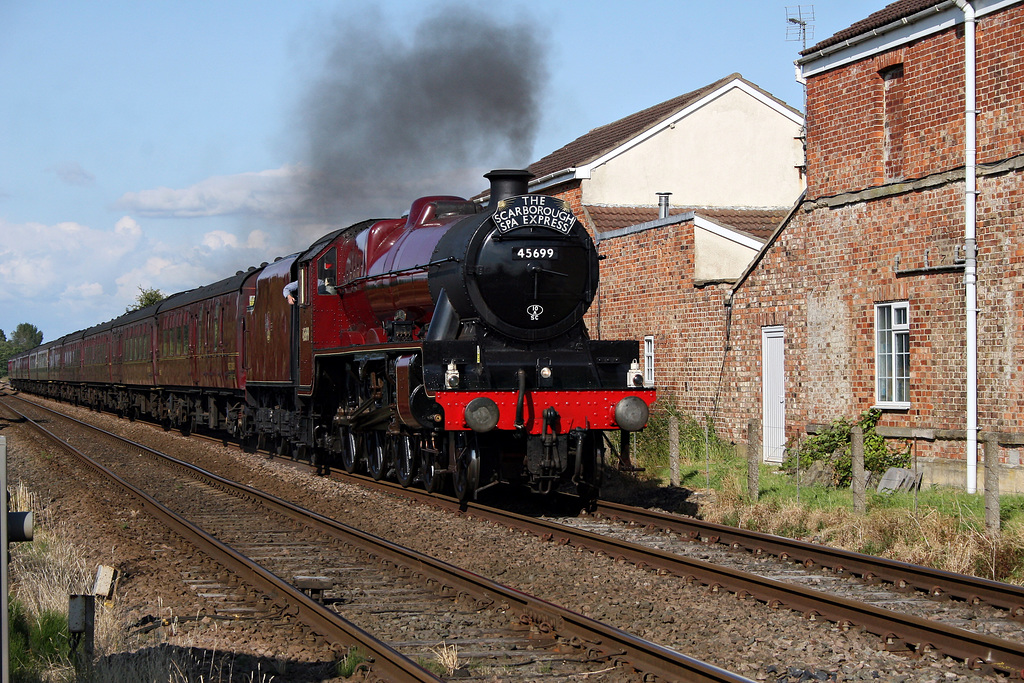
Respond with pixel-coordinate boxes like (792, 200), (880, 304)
(322, 196), (477, 348)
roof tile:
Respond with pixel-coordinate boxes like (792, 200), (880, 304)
(802, 0), (946, 55)
(585, 205), (787, 241)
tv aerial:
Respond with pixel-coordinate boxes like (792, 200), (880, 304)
(786, 5), (815, 51)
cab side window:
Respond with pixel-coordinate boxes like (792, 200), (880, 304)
(317, 248), (337, 295)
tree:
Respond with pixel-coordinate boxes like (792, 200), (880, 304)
(0, 334), (9, 379)
(126, 286), (166, 313)
(9, 323), (42, 351)
(0, 323), (43, 379)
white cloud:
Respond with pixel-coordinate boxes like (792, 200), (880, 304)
(114, 165), (303, 219)
(202, 229), (271, 251)
(0, 252), (55, 299)
(246, 230), (269, 250)
(60, 282), (105, 301)
(115, 216), (142, 237)
(202, 230), (240, 250)
(113, 256), (208, 302)
(0, 204), (293, 339)
(0, 216), (145, 329)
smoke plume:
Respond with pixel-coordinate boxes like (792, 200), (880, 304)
(293, 4), (549, 234)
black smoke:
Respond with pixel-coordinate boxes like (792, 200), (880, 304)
(293, 4), (549, 233)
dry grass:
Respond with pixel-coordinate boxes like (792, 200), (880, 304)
(427, 641), (460, 677)
(7, 483), (279, 682)
(626, 412), (1024, 585)
(699, 482), (1024, 583)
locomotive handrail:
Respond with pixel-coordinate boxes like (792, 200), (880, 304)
(339, 256), (459, 290)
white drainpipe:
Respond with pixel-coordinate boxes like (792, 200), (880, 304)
(954, 0), (978, 493)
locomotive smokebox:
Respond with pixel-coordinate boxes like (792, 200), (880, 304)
(485, 169), (534, 209)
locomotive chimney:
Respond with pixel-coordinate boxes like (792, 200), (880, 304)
(657, 192), (672, 219)
(485, 169), (534, 209)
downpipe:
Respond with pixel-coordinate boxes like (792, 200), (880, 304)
(954, 0), (979, 493)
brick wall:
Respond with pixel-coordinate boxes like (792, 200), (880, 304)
(806, 4), (1024, 199)
(721, 4), (1024, 484)
(543, 178), (733, 419)
(721, 172), (1024, 463)
(592, 220), (731, 419)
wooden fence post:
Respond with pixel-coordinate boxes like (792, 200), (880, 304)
(984, 433), (1000, 534)
(747, 419), (761, 502)
(669, 415), (680, 487)
(851, 425), (866, 514)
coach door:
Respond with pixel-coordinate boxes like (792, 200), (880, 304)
(761, 326), (786, 463)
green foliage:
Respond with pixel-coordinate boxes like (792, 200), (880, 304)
(0, 323), (45, 378)
(336, 647), (368, 678)
(125, 286), (165, 313)
(631, 403), (734, 479)
(9, 323), (43, 351)
(8, 598), (70, 681)
(785, 409), (911, 486)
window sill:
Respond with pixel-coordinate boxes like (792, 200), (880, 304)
(873, 402), (911, 411)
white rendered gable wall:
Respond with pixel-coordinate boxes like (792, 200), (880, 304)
(581, 85), (805, 208)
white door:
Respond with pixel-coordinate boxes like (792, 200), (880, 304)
(761, 326), (786, 463)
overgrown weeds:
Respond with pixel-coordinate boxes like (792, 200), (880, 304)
(784, 409), (912, 486)
(631, 403), (736, 489)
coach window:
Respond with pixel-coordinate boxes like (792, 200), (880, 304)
(317, 248), (337, 295)
(643, 335), (655, 387)
(875, 301), (910, 409)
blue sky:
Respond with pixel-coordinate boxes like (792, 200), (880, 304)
(0, 0), (883, 341)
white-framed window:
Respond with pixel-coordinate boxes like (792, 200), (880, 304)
(875, 301), (910, 408)
(643, 335), (655, 387)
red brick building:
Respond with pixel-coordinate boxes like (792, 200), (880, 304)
(720, 0), (1024, 492)
(504, 74), (805, 418)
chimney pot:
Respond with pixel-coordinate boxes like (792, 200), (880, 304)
(656, 192), (672, 219)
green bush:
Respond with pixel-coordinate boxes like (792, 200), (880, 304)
(785, 409), (911, 487)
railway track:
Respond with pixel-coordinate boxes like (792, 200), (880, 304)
(302, 467), (1024, 677)
(1, 393), (751, 683)
(590, 499), (1024, 619)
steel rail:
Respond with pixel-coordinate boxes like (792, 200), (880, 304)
(5, 396), (751, 683)
(0, 397), (443, 683)
(303, 473), (1024, 676)
(37, 390), (1024, 621)
(593, 499), (1024, 618)
(447, 499), (1024, 677)
(18, 391), (1024, 675)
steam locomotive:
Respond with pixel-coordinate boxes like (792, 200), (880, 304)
(8, 170), (655, 502)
